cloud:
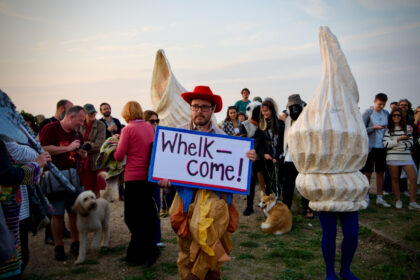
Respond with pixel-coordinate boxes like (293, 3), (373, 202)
(294, 0), (329, 19)
(0, 1), (47, 22)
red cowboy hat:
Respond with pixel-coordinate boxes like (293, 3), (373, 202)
(181, 85), (223, 113)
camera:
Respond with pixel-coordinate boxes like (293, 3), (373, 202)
(80, 143), (92, 152)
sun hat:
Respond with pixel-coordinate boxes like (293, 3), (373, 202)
(181, 86), (223, 113)
(287, 94), (305, 108)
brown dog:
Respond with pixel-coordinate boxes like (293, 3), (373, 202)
(258, 194), (292, 235)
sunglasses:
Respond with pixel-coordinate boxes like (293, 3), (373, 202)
(149, 119), (160, 124)
(391, 114), (401, 117)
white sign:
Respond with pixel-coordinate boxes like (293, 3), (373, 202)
(148, 126), (253, 195)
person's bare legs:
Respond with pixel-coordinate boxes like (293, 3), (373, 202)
(376, 172), (384, 195)
(402, 165), (418, 203)
(257, 171), (266, 196)
(51, 215), (64, 246)
(388, 166), (401, 201)
(68, 212), (79, 242)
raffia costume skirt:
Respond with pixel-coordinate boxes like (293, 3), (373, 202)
(169, 189), (238, 280)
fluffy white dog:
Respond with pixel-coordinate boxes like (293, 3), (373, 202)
(72, 190), (111, 264)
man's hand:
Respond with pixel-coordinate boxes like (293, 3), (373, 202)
(76, 149), (88, 158)
(247, 150), (257, 161)
(67, 140), (81, 152)
(158, 179), (171, 188)
(108, 124), (117, 132)
(34, 152), (51, 167)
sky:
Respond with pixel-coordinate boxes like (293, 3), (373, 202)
(1, 0), (420, 123)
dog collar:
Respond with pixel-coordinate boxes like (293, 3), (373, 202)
(266, 200), (277, 212)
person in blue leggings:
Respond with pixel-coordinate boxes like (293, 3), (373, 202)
(318, 211), (359, 280)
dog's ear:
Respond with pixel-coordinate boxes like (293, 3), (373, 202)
(270, 193), (276, 199)
(72, 195), (89, 216)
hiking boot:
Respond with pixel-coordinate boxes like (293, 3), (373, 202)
(395, 200), (403, 209)
(376, 197), (391, 208)
(243, 207), (254, 216)
(54, 245), (68, 261)
(408, 202), (420, 210)
(70, 241), (80, 257)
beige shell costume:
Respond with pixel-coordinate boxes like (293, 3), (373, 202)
(150, 49), (190, 127)
(288, 27), (369, 212)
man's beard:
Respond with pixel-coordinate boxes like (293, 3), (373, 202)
(193, 114), (211, 127)
(103, 112), (111, 117)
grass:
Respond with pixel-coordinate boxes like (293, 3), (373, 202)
(236, 253), (256, 260)
(239, 241), (259, 248)
(70, 267), (89, 274)
(99, 245), (127, 255)
(22, 188), (420, 280)
(160, 262), (178, 276)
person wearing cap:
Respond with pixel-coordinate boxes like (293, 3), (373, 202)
(283, 94), (314, 218)
(158, 86), (256, 280)
(79, 104), (106, 198)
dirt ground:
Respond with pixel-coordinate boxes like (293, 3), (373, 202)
(23, 183), (420, 280)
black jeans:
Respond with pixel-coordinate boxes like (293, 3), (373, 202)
(282, 162), (310, 211)
(124, 180), (159, 263)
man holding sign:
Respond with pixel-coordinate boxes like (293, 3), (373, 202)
(157, 86), (256, 280)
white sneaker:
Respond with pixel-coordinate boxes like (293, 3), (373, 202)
(403, 191), (410, 197)
(408, 202), (420, 210)
(376, 198), (391, 207)
(395, 200), (403, 209)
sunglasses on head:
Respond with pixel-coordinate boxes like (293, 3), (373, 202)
(149, 119), (160, 124)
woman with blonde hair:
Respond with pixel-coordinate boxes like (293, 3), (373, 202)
(114, 101), (160, 266)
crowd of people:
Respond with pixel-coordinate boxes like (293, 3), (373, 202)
(0, 87), (419, 280)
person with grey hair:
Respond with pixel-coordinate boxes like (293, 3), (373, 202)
(40, 106), (87, 261)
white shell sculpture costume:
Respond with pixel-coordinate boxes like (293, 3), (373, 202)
(289, 27), (369, 212)
(150, 49), (190, 127)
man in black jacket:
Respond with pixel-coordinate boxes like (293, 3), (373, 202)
(99, 103), (122, 138)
